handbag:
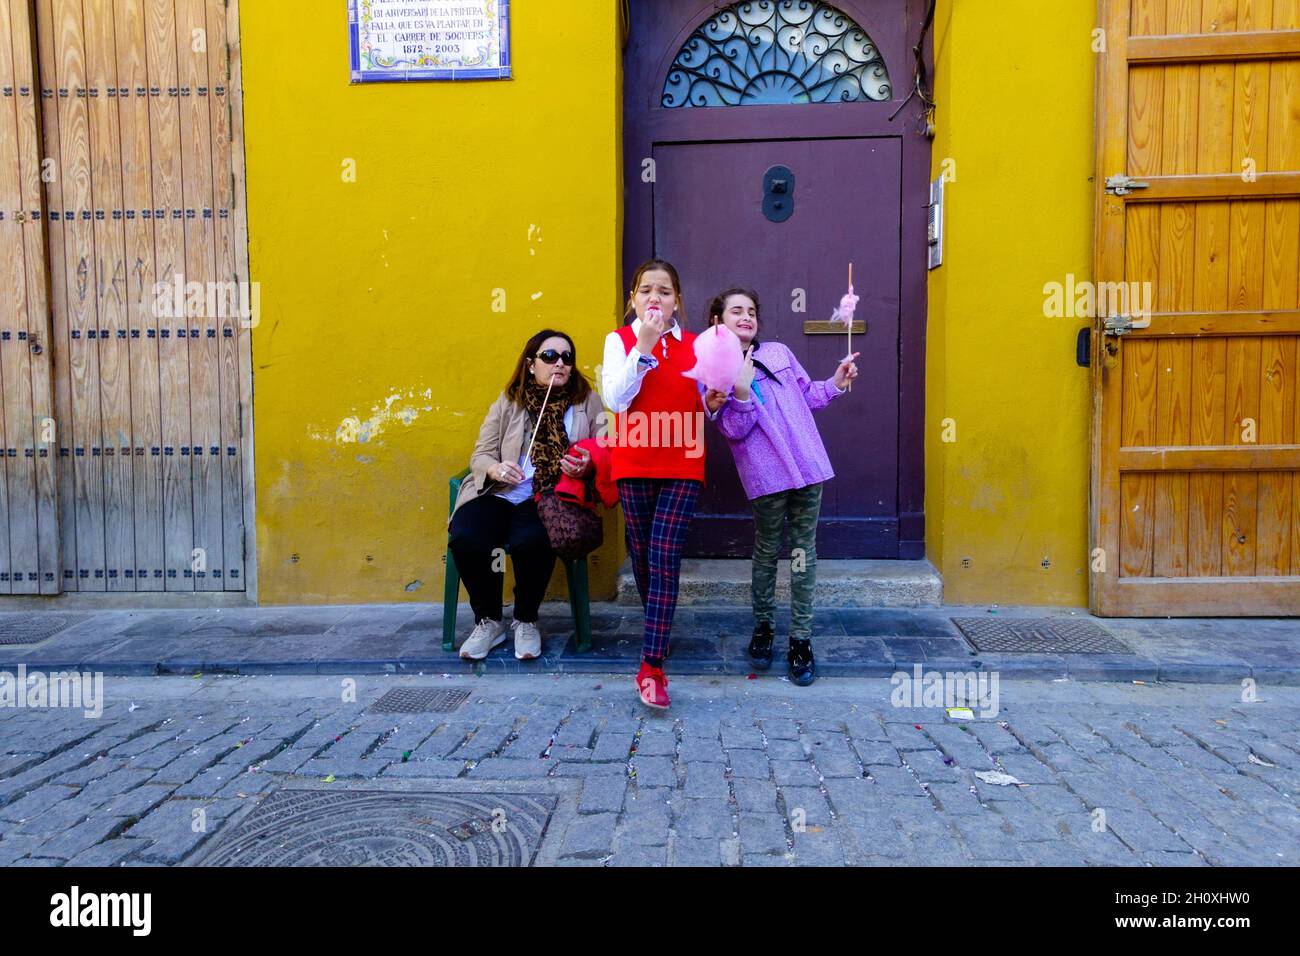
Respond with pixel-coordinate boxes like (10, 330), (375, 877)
(535, 488), (603, 559)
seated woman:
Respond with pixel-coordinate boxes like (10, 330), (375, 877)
(449, 330), (606, 660)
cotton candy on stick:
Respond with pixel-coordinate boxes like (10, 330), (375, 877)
(682, 322), (745, 393)
(831, 263), (859, 391)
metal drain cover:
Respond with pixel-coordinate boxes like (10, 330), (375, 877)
(366, 688), (470, 715)
(952, 618), (1130, 654)
(0, 615), (81, 646)
(200, 789), (555, 866)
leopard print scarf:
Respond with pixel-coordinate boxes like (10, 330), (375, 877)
(521, 378), (573, 494)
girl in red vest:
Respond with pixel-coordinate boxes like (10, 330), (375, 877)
(600, 259), (707, 710)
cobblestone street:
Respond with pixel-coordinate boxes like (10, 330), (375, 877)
(1, 674), (1297, 867)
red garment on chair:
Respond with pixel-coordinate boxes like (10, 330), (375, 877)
(553, 438), (618, 511)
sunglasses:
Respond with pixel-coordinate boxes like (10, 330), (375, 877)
(536, 349), (574, 366)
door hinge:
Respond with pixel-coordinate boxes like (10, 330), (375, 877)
(1105, 174), (1150, 196)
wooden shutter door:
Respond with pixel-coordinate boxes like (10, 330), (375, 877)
(35, 0), (251, 593)
(1093, 0), (1300, 615)
(0, 0), (60, 594)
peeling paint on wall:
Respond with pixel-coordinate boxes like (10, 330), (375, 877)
(308, 387), (437, 444)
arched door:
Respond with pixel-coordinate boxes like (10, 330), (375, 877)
(623, 0), (931, 559)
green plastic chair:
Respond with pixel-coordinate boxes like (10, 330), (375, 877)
(443, 467), (593, 654)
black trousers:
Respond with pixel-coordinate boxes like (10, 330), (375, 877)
(448, 493), (556, 624)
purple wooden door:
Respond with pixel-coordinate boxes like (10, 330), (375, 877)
(623, 0), (932, 559)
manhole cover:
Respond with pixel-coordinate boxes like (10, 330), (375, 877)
(366, 688), (471, 715)
(952, 618), (1130, 654)
(0, 615), (81, 645)
(200, 789), (556, 866)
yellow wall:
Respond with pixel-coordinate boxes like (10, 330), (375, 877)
(240, 0), (623, 604)
(926, 0), (1095, 606)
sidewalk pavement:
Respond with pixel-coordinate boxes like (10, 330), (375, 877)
(0, 602), (1296, 684)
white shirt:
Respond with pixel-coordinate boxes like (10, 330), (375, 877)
(495, 406), (575, 505)
(600, 316), (685, 413)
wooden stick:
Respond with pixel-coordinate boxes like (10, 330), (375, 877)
(847, 262), (853, 392)
(524, 370), (559, 466)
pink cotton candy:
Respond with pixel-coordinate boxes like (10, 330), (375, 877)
(682, 323), (744, 392)
(831, 284), (859, 326)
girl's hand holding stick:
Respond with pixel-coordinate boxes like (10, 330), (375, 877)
(834, 352), (861, 391)
(734, 345), (756, 401)
(833, 264), (860, 392)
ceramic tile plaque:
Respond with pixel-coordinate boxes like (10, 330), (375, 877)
(349, 0), (512, 83)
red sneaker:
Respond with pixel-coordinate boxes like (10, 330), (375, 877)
(635, 662), (670, 709)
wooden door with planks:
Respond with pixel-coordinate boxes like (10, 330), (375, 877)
(1093, 0), (1300, 615)
(0, 0), (60, 594)
(28, 0), (253, 593)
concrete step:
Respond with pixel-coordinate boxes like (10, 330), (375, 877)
(617, 558), (943, 608)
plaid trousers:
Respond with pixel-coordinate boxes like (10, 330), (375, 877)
(618, 478), (702, 662)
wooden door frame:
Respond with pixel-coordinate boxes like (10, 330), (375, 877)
(1089, 0), (1125, 616)
(228, 0), (258, 605)
(620, 0), (933, 559)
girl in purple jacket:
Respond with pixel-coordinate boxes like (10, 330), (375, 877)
(703, 288), (858, 685)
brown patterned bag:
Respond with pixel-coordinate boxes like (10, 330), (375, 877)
(535, 490), (603, 559)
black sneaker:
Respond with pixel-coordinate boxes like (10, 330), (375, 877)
(787, 638), (816, 686)
(747, 622), (774, 671)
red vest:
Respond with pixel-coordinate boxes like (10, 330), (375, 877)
(611, 324), (707, 483)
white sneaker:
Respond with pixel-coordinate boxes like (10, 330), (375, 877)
(512, 620), (542, 660)
(460, 618), (508, 660)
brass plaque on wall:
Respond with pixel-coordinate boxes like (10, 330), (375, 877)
(803, 320), (866, 335)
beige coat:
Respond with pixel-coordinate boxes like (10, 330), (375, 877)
(449, 389), (608, 524)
